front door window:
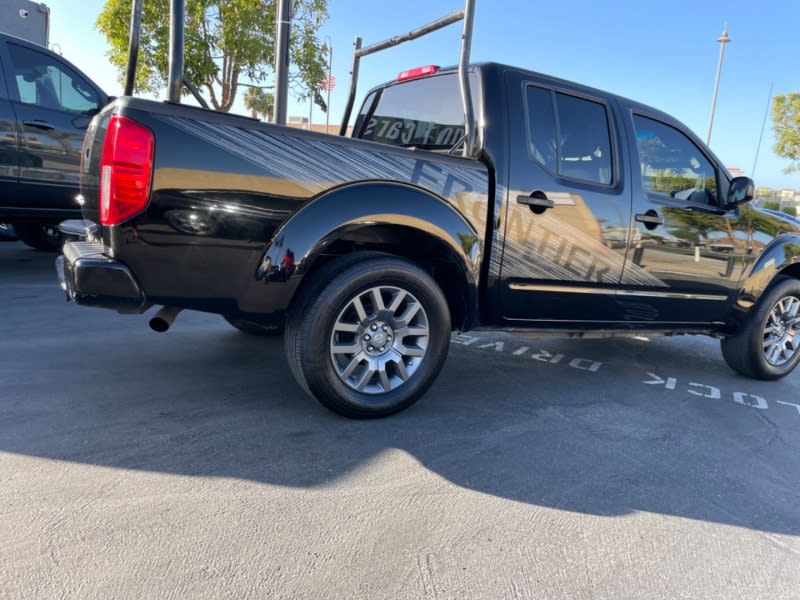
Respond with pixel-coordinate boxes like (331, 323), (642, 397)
(8, 43), (100, 115)
(633, 115), (718, 206)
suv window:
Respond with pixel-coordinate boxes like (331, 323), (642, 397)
(354, 72), (479, 152)
(633, 115), (718, 205)
(7, 43), (99, 114)
(525, 86), (613, 185)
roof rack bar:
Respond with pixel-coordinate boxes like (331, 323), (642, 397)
(182, 76), (210, 109)
(339, 1), (476, 148)
(167, 0), (185, 104)
(123, 0), (143, 96)
(457, 0), (477, 157)
(358, 9), (464, 57)
(339, 37), (362, 136)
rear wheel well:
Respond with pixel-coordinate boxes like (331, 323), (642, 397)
(298, 225), (474, 330)
(779, 263), (800, 281)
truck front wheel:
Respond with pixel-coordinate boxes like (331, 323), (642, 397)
(721, 277), (800, 380)
(285, 255), (451, 418)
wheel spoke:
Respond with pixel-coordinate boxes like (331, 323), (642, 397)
(765, 340), (785, 365)
(334, 322), (360, 333)
(331, 342), (360, 355)
(784, 298), (800, 322)
(399, 300), (422, 324)
(371, 288), (385, 312)
(390, 352), (410, 381)
(340, 352), (366, 379)
(394, 324), (429, 338)
(352, 295), (369, 322)
(355, 362), (377, 392)
(781, 297), (799, 316)
(397, 343), (426, 357)
(378, 365), (391, 391)
(387, 290), (407, 314)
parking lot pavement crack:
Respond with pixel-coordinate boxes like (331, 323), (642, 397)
(752, 410), (790, 451)
(415, 553), (440, 600)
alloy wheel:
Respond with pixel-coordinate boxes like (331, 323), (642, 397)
(329, 285), (430, 394)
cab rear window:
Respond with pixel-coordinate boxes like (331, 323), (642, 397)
(353, 72), (477, 152)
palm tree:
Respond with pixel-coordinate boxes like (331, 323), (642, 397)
(243, 87), (274, 122)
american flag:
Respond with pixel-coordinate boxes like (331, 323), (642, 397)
(320, 75), (336, 92)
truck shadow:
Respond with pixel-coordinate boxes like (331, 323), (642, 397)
(2, 249), (799, 537)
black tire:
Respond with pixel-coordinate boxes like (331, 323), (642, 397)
(223, 316), (284, 336)
(12, 222), (61, 252)
(721, 277), (800, 380)
(285, 254), (451, 418)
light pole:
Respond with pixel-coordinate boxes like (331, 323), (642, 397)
(706, 23), (731, 146)
(324, 36), (333, 134)
(274, 0), (292, 125)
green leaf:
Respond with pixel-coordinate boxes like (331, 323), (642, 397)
(96, 0), (329, 112)
(772, 92), (800, 174)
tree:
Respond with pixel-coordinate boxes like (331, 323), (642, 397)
(772, 92), (800, 173)
(782, 205), (798, 218)
(243, 86), (274, 121)
(96, 0), (328, 112)
(762, 199), (781, 211)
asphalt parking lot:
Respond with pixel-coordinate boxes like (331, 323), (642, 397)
(2, 239), (799, 599)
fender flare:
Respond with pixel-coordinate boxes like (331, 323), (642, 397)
(261, 180), (481, 278)
(739, 234), (800, 306)
(246, 181), (482, 317)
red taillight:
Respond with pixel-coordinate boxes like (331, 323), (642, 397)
(397, 65), (439, 81)
(99, 115), (154, 226)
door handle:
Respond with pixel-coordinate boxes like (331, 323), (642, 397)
(23, 120), (55, 130)
(517, 192), (554, 211)
(635, 212), (663, 226)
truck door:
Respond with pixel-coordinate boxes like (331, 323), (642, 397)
(620, 112), (749, 323)
(0, 52), (19, 200)
(499, 72), (637, 323)
(3, 40), (103, 212)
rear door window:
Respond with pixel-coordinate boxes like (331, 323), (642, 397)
(525, 86), (613, 185)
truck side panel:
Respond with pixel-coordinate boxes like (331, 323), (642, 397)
(82, 99), (490, 315)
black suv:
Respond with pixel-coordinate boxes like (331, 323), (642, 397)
(0, 32), (108, 250)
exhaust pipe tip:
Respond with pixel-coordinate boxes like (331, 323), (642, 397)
(149, 306), (183, 333)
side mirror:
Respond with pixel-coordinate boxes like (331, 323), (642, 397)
(727, 176), (754, 207)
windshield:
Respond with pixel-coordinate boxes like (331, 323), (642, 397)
(353, 71), (479, 153)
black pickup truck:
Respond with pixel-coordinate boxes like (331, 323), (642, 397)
(0, 32), (108, 250)
(58, 13), (800, 418)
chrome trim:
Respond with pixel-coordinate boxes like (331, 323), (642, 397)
(508, 284), (615, 295)
(616, 290), (727, 302)
(508, 283), (727, 302)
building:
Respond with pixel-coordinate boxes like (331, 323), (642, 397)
(0, 0), (49, 46)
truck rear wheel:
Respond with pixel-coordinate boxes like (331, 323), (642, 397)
(721, 277), (800, 380)
(285, 254), (451, 418)
(12, 222), (61, 252)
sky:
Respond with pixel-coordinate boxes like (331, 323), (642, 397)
(46, 0), (799, 191)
